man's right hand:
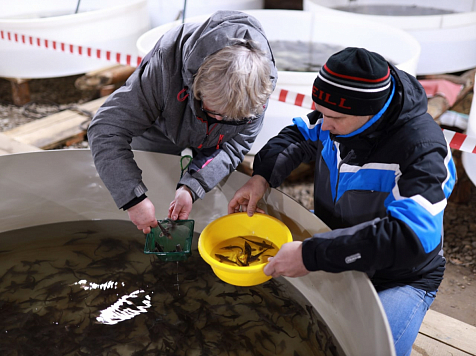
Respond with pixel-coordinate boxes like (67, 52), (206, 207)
(127, 198), (158, 234)
(228, 175), (269, 216)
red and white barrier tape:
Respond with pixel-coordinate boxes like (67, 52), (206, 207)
(442, 129), (476, 154)
(272, 87), (476, 154)
(0, 30), (143, 67)
(3, 29), (475, 154)
(270, 87), (316, 111)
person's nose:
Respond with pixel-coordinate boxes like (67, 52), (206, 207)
(321, 117), (332, 131)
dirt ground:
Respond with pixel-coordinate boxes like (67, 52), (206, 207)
(432, 263), (476, 326)
(0, 70), (475, 329)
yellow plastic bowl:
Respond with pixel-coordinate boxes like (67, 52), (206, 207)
(198, 212), (293, 286)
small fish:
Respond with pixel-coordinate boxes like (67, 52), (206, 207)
(239, 236), (275, 250)
(220, 245), (243, 253)
(21, 259), (53, 269)
(216, 291), (251, 300)
(238, 241), (252, 266)
(249, 249), (269, 263)
(214, 254), (238, 265)
(157, 221), (173, 240)
(154, 241), (164, 252)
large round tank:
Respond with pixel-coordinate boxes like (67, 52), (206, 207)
(0, 0), (150, 79)
(146, 0), (264, 28)
(0, 149), (395, 355)
(136, 9), (420, 155)
(462, 75), (476, 186)
(303, 0), (476, 75)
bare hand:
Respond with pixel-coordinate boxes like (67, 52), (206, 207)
(127, 198), (158, 234)
(263, 241), (309, 278)
(228, 175), (269, 216)
(168, 185), (193, 221)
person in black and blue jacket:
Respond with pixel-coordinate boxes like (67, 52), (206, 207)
(228, 47), (457, 356)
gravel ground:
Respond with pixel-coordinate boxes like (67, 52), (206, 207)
(1, 75), (475, 270)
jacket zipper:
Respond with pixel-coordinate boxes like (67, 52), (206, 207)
(196, 116), (218, 149)
(334, 149), (355, 205)
(216, 134), (224, 149)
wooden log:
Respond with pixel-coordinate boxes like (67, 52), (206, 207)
(99, 84), (117, 97)
(428, 95), (450, 121)
(8, 78), (31, 106)
(75, 65), (135, 91)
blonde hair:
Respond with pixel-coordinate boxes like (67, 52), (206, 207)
(193, 39), (273, 121)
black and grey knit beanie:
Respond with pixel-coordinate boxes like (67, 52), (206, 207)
(312, 47), (392, 116)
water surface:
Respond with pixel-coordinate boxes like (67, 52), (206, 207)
(334, 4), (457, 16)
(0, 220), (343, 356)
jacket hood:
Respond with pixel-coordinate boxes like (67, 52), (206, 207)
(181, 10), (277, 98)
(333, 63), (430, 150)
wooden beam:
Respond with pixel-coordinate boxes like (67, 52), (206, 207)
(0, 132), (42, 155)
(3, 96), (108, 149)
(414, 309), (476, 356)
(412, 333), (472, 356)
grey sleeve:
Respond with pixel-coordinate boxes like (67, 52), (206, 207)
(87, 54), (165, 209)
(179, 112), (265, 200)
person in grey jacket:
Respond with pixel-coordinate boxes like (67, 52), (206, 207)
(88, 11), (277, 233)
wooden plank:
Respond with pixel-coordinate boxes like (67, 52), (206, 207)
(3, 96), (107, 149)
(417, 310), (476, 356)
(0, 132), (42, 155)
(412, 333), (472, 356)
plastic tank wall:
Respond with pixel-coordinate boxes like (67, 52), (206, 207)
(136, 9), (421, 155)
(462, 75), (476, 186)
(0, 149), (396, 356)
(146, 0), (264, 28)
(303, 0), (476, 75)
(0, 0), (150, 78)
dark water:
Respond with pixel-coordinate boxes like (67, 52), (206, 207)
(334, 4), (457, 16)
(269, 39), (399, 73)
(0, 220), (343, 356)
(269, 40), (345, 73)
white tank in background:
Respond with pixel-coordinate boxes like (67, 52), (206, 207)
(146, 0), (264, 28)
(0, 149), (396, 356)
(303, 0), (476, 75)
(137, 10), (420, 155)
(0, 0), (150, 78)
(462, 74), (476, 186)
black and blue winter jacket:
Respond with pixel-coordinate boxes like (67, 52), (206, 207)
(253, 64), (457, 292)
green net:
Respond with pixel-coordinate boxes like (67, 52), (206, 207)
(144, 219), (195, 261)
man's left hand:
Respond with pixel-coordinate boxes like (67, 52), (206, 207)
(263, 241), (309, 278)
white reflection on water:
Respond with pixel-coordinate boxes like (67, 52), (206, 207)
(96, 289), (152, 325)
(74, 279), (124, 290)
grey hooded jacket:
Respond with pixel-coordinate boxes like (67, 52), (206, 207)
(88, 11), (277, 209)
